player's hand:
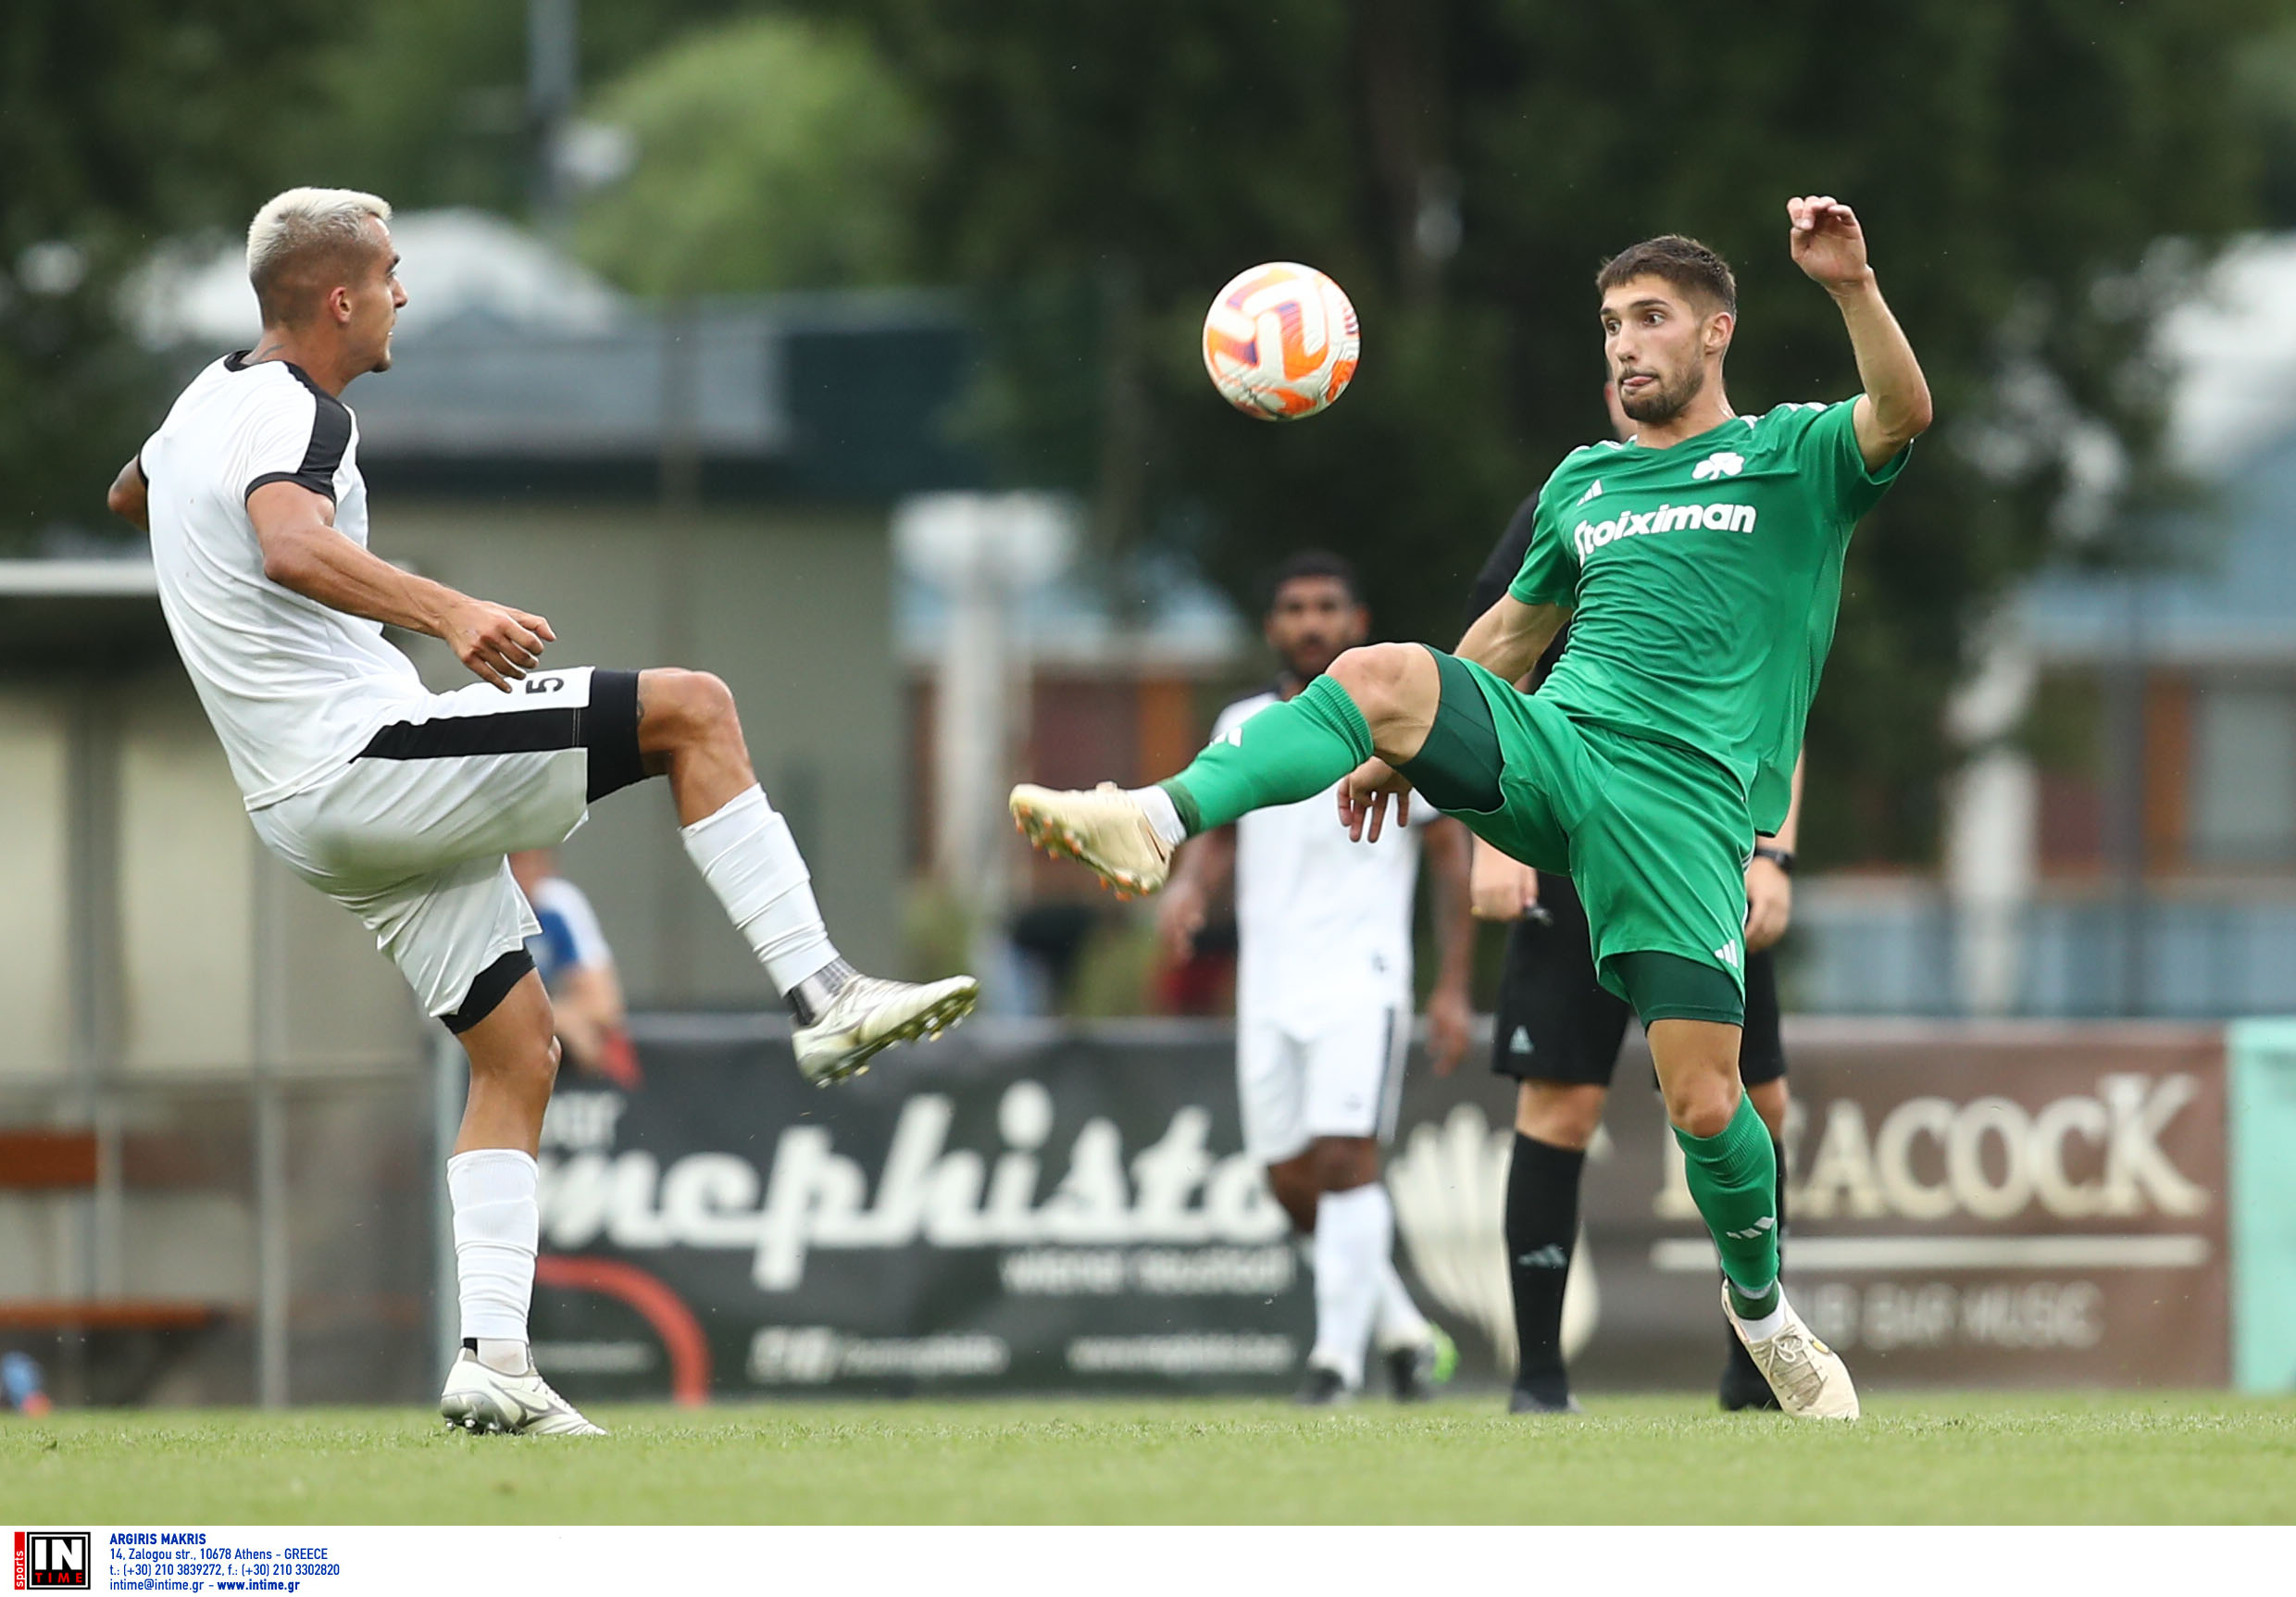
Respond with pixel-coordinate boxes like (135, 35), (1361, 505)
(444, 598), (555, 691)
(1469, 837), (1540, 920)
(1744, 855), (1794, 953)
(1425, 986), (1473, 1078)
(1787, 195), (1872, 293)
(1338, 758), (1414, 842)
(1156, 881), (1209, 963)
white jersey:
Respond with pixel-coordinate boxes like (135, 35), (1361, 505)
(142, 353), (426, 810)
(1216, 689), (1429, 1035)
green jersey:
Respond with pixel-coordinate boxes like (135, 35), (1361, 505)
(1506, 400), (1906, 833)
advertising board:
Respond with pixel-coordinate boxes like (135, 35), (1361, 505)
(528, 1017), (2227, 1398)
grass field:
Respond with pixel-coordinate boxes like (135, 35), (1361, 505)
(4, 1392), (2291, 1524)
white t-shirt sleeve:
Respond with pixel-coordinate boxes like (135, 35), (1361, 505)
(234, 381), (347, 505)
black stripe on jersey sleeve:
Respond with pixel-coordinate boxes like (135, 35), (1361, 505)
(244, 368), (352, 504)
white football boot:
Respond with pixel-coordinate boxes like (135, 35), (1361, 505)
(792, 972), (979, 1086)
(1721, 1286), (1860, 1420)
(1008, 782), (1174, 897)
(439, 1350), (607, 1437)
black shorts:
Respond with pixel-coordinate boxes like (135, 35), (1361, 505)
(1489, 872), (1785, 1088)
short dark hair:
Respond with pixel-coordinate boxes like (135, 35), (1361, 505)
(1267, 549), (1363, 609)
(1595, 234), (1737, 317)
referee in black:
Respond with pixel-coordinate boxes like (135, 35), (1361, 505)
(1465, 387), (1800, 1414)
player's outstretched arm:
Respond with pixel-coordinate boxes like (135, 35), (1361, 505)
(106, 456), (150, 531)
(247, 480), (555, 692)
(1787, 195), (1933, 468)
(1455, 592), (1568, 684)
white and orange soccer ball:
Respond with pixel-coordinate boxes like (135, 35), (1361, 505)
(1201, 261), (1360, 420)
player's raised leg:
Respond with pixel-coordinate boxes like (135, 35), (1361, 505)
(1010, 642), (1442, 891)
(438, 971), (605, 1435)
(1643, 1007), (1855, 1419)
(638, 668), (978, 1082)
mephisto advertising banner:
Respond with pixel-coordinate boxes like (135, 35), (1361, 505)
(527, 1016), (2227, 1399)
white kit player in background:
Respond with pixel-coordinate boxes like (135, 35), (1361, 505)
(1157, 553), (1476, 1404)
(107, 188), (978, 1437)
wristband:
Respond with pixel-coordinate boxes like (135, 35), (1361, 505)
(1753, 844), (1795, 875)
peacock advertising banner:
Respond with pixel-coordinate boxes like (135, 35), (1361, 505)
(526, 1016), (2228, 1401)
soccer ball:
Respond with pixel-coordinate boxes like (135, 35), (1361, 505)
(1201, 262), (1360, 420)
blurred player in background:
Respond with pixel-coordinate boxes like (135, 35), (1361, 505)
(1466, 388), (1803, 1413)
(509, 848), (640, 1090)
(1157, 553), (1474, 1404)
(1013, 197), (1928, 1419)
(111, 187), (978, 1437)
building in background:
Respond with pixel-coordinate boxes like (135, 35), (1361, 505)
(1797, 235), (2296, 1018)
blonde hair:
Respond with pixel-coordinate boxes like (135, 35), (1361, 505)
(245, 187), (393, 326)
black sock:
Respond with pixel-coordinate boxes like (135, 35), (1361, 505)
(1507, 1131), (1585, 1391)
(1725, 1138), (1788, 1372)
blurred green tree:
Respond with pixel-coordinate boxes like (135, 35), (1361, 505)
(0, 0), (341, 550)
(291, 0), (755, 218)
(574, 15), (929, 295)
(803, 0), (2278, 865)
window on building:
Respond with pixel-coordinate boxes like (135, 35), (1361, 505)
(2190, 682), (2296, 865)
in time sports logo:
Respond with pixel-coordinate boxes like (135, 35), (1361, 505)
(13, 1531), (90, 1590)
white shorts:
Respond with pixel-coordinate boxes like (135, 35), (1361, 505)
(1236, 1004), (1410, 1166)
(249, 666), (645, 1020)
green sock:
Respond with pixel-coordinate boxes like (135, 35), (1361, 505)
(1159, 673), (1373, 834)
(1674, 1093), (1780, 1318)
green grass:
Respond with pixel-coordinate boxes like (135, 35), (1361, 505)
(4, 1393), (2292, 1523)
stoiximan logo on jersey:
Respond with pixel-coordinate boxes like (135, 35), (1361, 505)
(1574, 500), (1757, 561)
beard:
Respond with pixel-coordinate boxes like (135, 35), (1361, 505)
(1618, 363), (1704, 424)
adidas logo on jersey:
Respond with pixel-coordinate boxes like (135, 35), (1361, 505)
(1692, 450), (1746, 480)
(1715, 938), (1741, 969)
(1573, 502), (1756, 561)
(1576, 479), (1603, 506)
(1508, 1025), (1534, 1055)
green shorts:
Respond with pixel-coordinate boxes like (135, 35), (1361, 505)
(1412, 651), (1753, 1022)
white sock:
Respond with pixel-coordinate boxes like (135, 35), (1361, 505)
(475, 1338), (530, 1377)
(1738, 1297), (1788, 1342)
(1373, 1256), (1431, 1351)
(1127, 785), (1188, 848)
(448, 1148), (539, 1368)
(680, 784), (839, 993)
(1308, 1183), (1393, 1387)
